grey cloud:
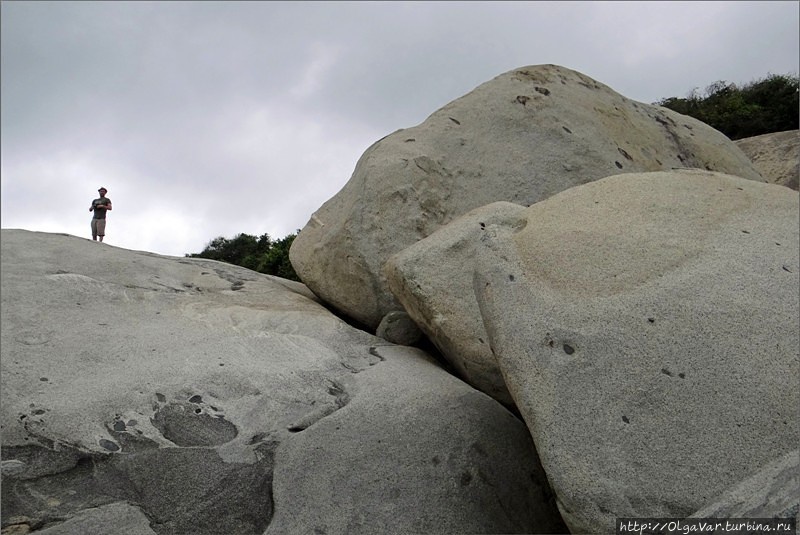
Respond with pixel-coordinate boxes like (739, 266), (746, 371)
(2, 1), (797, 256)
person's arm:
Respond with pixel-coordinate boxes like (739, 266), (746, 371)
(105, 201), (112, 211)
(90, 202), (95, 212)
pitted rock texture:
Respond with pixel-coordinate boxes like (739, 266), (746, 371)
(290, 63), (764, 329)
(473, 170), (799, 534)
(1, 229), (566, 534)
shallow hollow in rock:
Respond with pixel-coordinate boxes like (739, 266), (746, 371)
(150, 402), (238, 447)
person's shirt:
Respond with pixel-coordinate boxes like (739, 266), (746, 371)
(91, 197), (112, 219)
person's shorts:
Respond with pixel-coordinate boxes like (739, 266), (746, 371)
(91, 218), (107, 237)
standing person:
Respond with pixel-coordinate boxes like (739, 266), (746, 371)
(89, 187), (112, 242)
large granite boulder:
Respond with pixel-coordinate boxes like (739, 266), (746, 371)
(472, 170), (799, 533)
(290, 64), (764, 329)
(385, 202), (527, 405)
(735, 129), (799, 191)
(0, 230), (566, 535)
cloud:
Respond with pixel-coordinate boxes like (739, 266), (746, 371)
(2, 1), (798, 257)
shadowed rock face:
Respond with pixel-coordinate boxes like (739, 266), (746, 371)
(690, 449), (799, 520)
(290, 63), (764, 330)
(1, 229), (567, 535)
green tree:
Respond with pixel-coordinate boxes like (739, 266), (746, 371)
(187, 231), (300, 281)
(256, 234), (298, 281)
(656, 73), (799, 140)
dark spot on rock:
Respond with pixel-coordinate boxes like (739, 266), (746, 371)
(563, 344), (575, 355)
(678, 373), (686, 379)
(99, 439), (119, 451)
(189, 395), (203, 404)
(127, 419), (138, 426)
(460, 471), (473, 486)
(155, 393), (166, 403)
(562, 126), (572, 133)
(113, 421), (126, 432)
(508, 274), (515, 281)
(783, 266), (793, 273)
(231, 281), (244, 291)
(647, 318), (655, 323)
(432, 456), (441, 466)
(18, 414), (27, 421)
(479, 222), (485, 229)
(449, 117), (461, 125)
(39, 377), (48, 382)
(737, 187), (743, 191)
(614, 161), (623, 169)
(655, 159), (662, 166)
(622, 415), (630, 423)
(194, 408), (202, 414)
(219, 363), (225, 366)
(741, 230), (750, 234)
(478, 337), (484, 344)
(516, 95), (530, 106)
(661, 368), (673, 377)
(32, 409), (46, 415)
(617, 147), (633, 160)
(534, 86), (550, 96)
(470, 442), (488, 458)
(404, 138), (415, 142)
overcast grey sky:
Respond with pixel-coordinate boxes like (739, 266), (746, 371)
(2, 1), (798, 256)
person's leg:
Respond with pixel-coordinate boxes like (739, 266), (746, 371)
(97, 220), (106, 242)
(91, 219), (98, 241)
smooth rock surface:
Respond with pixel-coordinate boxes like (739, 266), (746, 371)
(472, 171), (799, 534)
(735, 129), (799, 190)
(385, 202), (527, 405)
(1, 229), (565, 535)
(290, 64), (764, 329)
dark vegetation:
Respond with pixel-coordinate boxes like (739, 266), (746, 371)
(186, 232), (300, 281)
(188, 73), (798, 279)
(655, 73), (798, 140)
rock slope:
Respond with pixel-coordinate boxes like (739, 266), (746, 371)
(0, 229), (566, 535)
(735, 129), (799, 191)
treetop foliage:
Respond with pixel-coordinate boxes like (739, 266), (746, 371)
(186, 232), (300, 281)
(655, 72), (799, 140)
